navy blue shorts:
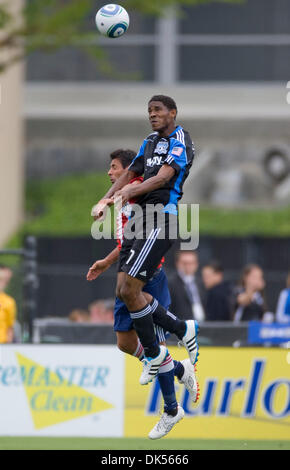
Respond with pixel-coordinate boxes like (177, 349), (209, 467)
(113, 269), (171, 339)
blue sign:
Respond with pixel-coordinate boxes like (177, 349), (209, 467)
(248, 321), (290, 344)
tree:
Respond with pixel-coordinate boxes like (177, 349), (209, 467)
(0, 0), (243, 72)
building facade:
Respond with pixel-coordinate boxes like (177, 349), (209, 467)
(0, 0), (24, 247)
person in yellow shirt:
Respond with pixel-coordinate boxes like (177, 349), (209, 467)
(0, 266), (17, 343)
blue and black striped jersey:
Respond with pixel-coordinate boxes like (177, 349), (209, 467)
(128, 125), (195, 215)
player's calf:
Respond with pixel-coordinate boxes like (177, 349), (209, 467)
(116, 330), (141, 356)
(149, 298), (200, 365)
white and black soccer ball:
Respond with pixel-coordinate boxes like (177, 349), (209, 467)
(95, 4), (130, 38)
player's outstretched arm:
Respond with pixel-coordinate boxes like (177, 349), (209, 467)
(92, 169), (137, 220)
(86, 247), (120, 281)
(115, 164), (175, 205)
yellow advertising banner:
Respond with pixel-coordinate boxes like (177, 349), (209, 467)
(125, 347), (290, 440)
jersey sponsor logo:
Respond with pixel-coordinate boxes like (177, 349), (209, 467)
(171, 147), (183, 157)
(154, 141), (169, 155)
(146, 156), (163, 167)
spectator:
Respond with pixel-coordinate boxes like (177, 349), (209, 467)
(202, 261), (233, 321)
(69, 309), (90, 323)
(88, 299), (114, 325)
(0, 265), (13, 285)
(233, 264), (267, 322)
(276, 272), (290, 323)
(168, 250), (205, 321)
(0, 265), (17, 343)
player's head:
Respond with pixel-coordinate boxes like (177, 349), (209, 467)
(202, 261), (224, 289)
(148, 95), (177, 133)
(108, 149), (137, 184)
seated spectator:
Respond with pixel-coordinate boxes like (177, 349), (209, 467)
(0, 265), (17, 343)
(202, 261), (233, 321)
(276, 272), (290, 323)
(233, 264), (267, 322)
(88, 299), (114, 325)
(168, 250), (205, 322)
(69, 309), (90, 323)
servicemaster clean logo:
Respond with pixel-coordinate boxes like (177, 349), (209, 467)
(13, 353), (113, 429)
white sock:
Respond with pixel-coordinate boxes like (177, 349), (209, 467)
(158, 353), (174, 374)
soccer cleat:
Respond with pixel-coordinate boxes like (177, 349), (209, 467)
(178, 359), (200, 403)
(148, 405), (185, 440)
(180, 320), (199, 365)
(139, 345), (168, 385)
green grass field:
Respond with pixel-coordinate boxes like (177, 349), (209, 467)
(0, 437), (289, 450)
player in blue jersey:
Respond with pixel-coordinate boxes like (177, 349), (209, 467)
(88, 149), (199, 439)
(92, 96), (200, 433)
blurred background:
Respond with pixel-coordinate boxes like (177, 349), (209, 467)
(0, 0), (290, 346)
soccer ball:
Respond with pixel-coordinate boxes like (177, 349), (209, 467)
(95, 4), (130, 38)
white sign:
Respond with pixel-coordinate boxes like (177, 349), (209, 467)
(0, 345), (124, 437)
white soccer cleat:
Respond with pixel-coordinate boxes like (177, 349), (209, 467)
(139, 345), (168, 385)
(148, 405), (185, 440)
(178, 359), (200, 403)
(180, 320), (199, 365)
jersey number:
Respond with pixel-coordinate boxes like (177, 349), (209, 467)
(126, 249), (135, 265)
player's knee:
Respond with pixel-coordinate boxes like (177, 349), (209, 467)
(119, 283), (137, 304)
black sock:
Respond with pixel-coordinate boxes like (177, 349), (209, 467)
(150, 299), (186, 340)
(174, 360), (185, 381)
(130, 304), (160, 358)
(166, 407), (178, 417)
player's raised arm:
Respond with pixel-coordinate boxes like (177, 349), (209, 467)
(115, 164), (175, 205)
(91, 168), (136, 219)
(92, 142), (147, 220)
(105, 168), (137, 199)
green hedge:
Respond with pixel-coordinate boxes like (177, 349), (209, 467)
(5, 172), (290, 249)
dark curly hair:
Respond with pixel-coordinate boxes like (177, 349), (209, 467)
(148, 95), (177, 116)
(110, 149), (137, 169)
